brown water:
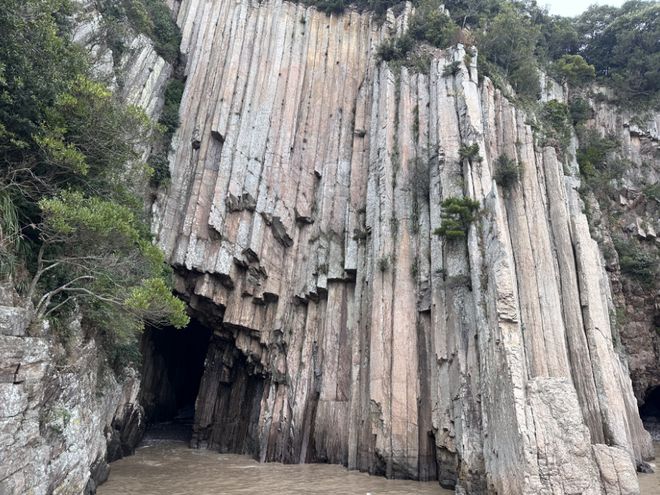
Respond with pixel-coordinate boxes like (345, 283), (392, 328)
(98, 441), (660, 495)
(97, 441), (451, 495)
(639, 442), (660, 495)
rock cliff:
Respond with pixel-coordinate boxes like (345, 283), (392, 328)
(0, 2), (172, 491)
(1, 1), (657, 494)
(150, 1), (656, 493)
(0, 288), (144, 494)
(586, 99), (659, 412)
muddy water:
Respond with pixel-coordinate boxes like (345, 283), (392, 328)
(639, 442), (660, 495)
(97, 441), (451, 495)
(98, 441), (660, 495)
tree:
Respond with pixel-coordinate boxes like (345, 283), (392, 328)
(539, 16), (579, 61)
(443, 0), (500, 29)
(408, 0), (459, 48)
(434, 197), (480, 239)
(478, 3), (541, 98)
(576, 1), (659, 104)
(29, 191), (187, 328)
(554, 55), (595, 86)
(493, 154), (521, 187)
(0, 0), (188, 371)
(98, 0), (181, 63)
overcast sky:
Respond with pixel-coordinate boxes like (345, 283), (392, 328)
(543, 0), (625, 16)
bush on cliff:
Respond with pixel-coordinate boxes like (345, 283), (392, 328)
(0, 0), (188, 370)
(377, 0), (458, 69)
(613, 238), (658, 287)
(493, 154), (521, 188)
(434, 197), (480, 239)
(99, 0), (181, 63)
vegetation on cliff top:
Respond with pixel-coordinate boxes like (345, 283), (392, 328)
(312, 0), (658, 106)
(98, 0), (181, 63)
(0, 0), (188, 371)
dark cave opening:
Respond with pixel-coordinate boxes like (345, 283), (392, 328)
(640, 386), (660, 423)
(139, 318), (213, 440)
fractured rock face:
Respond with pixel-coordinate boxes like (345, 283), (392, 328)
(152, 1), (654, 492)
(0, 320), (144, 495)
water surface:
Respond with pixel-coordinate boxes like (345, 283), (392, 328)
(638, 442), (660, 495)
(97, 441), (451, 495)
(98, 441), (660, 495)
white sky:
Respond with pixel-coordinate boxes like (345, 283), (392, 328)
(542, 0), (625, 17)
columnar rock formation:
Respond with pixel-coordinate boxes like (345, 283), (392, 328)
(588, 101), (660, 410)
(152, 1), (655, 493)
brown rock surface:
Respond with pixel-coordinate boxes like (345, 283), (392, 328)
(150, 1), (655, 493)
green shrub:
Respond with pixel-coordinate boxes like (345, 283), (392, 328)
(148, 151), (170, 187)
(554, 54), (595, 85)
(539, 100), (572, 158)
(613, 237), (658, 286)
(0, 0), (188, 374)
(377, 34), (414, 62)
(0, 192), (22, 278)
(464, 47), (474, 67)
(576, 128), (619, 179)
(493, 154), (521, 187)
(376, 1), (458, 70)
(100, 0), (181, 63)
(409, 157), (431, 200)
(477, 3), (540, 99)
(576, 1), (660, 107)
(459, 143), (482, 162)
(408, 5), (459, 48)
(643, 182), (660, 203)
(159, 79), (184, 136)
(569, 97), (592, 124)
(304, 0), (402, 17)
(307, 0), (346, 15)
(434, 196), (480, 239)
(442, 60), (462, 77)
(377, 256), (390, 272)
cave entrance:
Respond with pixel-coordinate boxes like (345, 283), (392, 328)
(139, 318), (213, 441)
(640, 385), (660, 426)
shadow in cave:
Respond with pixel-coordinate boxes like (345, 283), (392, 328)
(139, 318), (213, 443)
(640, 385), (660, 447)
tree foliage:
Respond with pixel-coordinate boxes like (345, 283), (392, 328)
(377, 1), (458, 70)
(434, 197), (480, 239)
(98, 0), (181, 63)
(575, 1), (659, 104)
(554, 54), (595, 86)
(308, 0), (659, 105)
(538, 100), (572, 158)
(0, 0), (188, 370)
(458, 143), (482, 162)
(613, 237), (658, 287)
(576, 127), (620, 180)
(477, 3), (541, 98)
(493, 154), (521, 187)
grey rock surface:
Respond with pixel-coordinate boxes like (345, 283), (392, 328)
(150, 1), (655, 493)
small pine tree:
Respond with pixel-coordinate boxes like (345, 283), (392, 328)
(459, 143), (482, 162)
(434, 197), (480, 239)
(493, 154), (521, 187)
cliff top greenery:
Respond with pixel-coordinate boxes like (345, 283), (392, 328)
(0, 0), (188, 372)
(0, 0), (657, 371)
(311, 0), (659, 107)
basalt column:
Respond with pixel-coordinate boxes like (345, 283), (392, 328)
(153, 1), (654, 492)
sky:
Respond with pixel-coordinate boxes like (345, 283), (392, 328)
(543, 0), (625, 17)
